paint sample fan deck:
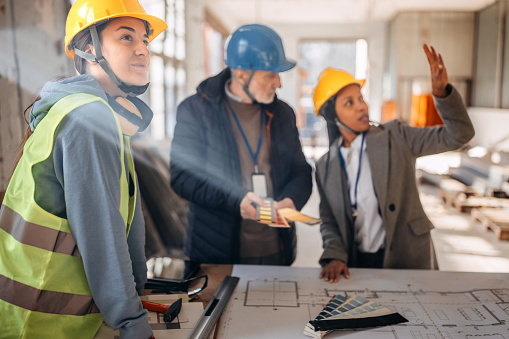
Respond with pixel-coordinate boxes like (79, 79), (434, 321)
(303, 294), (408, 338)
(255, 198), (321, 228)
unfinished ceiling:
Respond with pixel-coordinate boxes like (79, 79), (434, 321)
(205, 0), (498, 30)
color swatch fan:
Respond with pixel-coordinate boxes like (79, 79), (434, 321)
(304, 294), (407, 338)
(256, 198), (321, 228)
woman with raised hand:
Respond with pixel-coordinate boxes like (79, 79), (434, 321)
(314, 45), (474, 283)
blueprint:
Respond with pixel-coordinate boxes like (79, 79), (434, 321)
(215, 265), (509, 338)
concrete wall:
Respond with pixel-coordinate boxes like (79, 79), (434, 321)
(472, 0), (509, 109)
(0, 0), (73, 191)
(472, 2), (500, 107)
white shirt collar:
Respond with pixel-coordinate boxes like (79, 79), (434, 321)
(339, 133), (367, 151)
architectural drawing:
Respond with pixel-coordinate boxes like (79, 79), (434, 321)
(215, 265), (509, 338)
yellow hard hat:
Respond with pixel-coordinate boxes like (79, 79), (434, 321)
(313, 68), (365, 115)
(65, 0), (168, 60)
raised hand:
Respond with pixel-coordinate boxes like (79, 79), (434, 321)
(423, 44), (449, 98)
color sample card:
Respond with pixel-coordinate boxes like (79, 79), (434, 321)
(255, 199), (321, 228)
(304, 294), (408, 338)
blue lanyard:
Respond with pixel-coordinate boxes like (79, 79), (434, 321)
(227, 101), (264, 172)
(338, 133), (365, 212)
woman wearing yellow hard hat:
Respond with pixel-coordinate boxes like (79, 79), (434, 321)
(314, 44), (475, 283)
(0, 0), (166, 338)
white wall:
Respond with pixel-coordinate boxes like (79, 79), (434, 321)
(468, 107), (509, 151)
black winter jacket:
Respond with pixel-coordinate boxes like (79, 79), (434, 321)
(170, 68), (312, 264)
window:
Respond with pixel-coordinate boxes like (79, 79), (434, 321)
(203, 22), (227, 77)
(140, 0), (186, 139)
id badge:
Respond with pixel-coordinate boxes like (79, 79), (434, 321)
(251, 172), (268, 198)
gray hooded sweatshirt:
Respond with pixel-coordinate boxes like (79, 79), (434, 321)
(30, 74), (152, 339)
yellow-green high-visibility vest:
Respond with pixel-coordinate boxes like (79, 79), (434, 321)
(0, 93), (136, 338)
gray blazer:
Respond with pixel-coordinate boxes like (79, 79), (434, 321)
(316, 85), (475, 269)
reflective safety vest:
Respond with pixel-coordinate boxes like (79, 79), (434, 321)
(0, 93), (136, 338)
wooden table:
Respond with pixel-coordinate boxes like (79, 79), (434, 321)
(191, 264), (233, 306)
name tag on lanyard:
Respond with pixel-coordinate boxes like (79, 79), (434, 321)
(227, 100), (268, 198)
(252, 172), (268, 198)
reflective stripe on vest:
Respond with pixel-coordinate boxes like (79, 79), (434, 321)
(0, 93), (136, 338)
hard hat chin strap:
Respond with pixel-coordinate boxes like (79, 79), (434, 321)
(106, 95), (152, 132)
(241, 70), (259, 105)
(335, 118), (362, 135)
(74, 25), (149, 96)
(319, 96), (362, 135)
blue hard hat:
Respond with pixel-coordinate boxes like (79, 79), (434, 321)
(225, 24), (296, 73)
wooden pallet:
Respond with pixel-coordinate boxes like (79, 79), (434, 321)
(471, 208), (509, 241)
(439, 183), (509, 213)
(454, 195), (509, 213)
(438, 178), (476, 212)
